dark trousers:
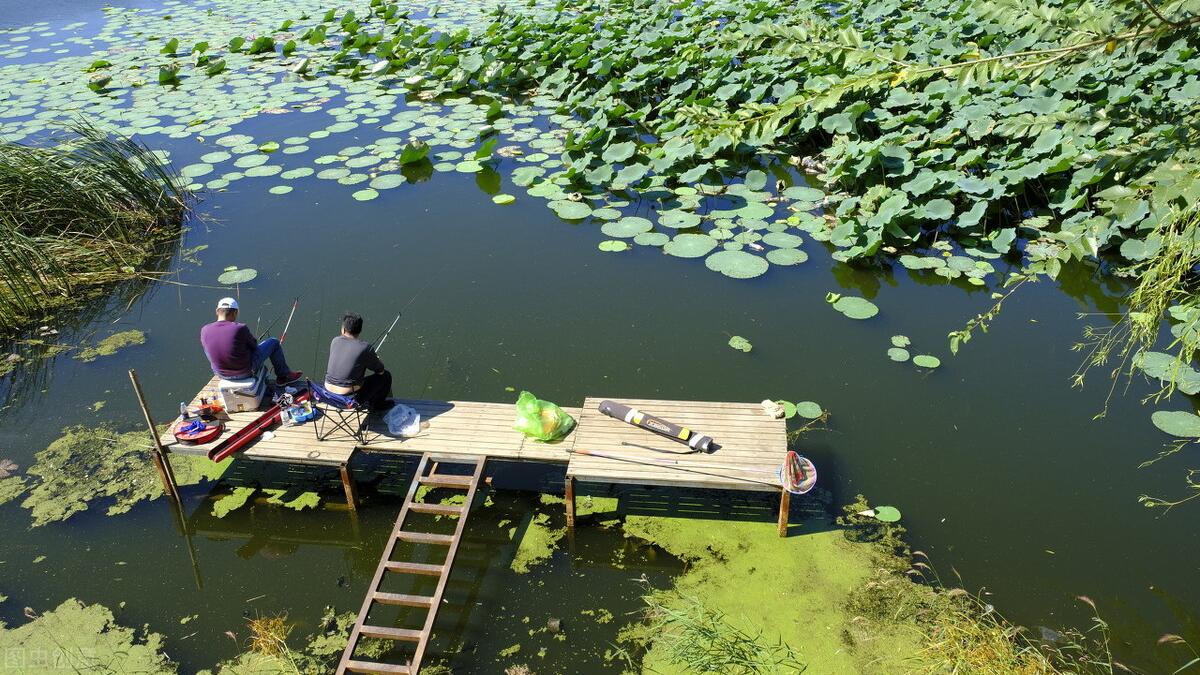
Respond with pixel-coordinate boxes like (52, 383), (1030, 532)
(355, 370), (392, 411)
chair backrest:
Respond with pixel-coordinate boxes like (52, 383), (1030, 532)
(307, 379), (361, 410)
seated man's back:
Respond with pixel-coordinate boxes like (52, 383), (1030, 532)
(325, 312), (392, 411)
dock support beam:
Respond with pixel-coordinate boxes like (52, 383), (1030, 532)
(339, 463), (358, 511)
(564, 476), (576, 528)
(128, 369), (181, 504)
(777, 489), (790, 537)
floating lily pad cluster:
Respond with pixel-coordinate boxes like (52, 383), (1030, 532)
(886, 335), (941, 369)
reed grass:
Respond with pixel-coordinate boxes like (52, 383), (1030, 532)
(0, 121), (189, 334)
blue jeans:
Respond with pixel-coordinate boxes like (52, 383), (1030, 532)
(250, 338), (293, 379)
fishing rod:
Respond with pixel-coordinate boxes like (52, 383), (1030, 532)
(277, 298), (300, 344)
(567, 448), (817, 494)
(373, 312), (402, 354)
(260, 296), (302, 339)
(372, 276), (437, 354)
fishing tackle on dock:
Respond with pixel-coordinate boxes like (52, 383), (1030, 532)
(598, 400), (714, 452)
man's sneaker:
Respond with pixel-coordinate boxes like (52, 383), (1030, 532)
(278, 371), (303, 385)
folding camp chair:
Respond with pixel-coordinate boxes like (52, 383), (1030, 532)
(309, 380), (370, 444)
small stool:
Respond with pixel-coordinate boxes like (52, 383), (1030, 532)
(217, 366), (268, 412)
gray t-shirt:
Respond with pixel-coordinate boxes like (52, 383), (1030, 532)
(325, 335), (385, 388)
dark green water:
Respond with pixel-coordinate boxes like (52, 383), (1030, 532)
(1, 1), (1198, 672)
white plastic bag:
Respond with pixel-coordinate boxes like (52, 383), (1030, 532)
(385, 403), (421, 437)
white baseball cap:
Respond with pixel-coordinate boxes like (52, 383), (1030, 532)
(216, 297), (239, 310)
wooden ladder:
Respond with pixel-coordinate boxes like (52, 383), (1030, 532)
(336, 453), (485, 675)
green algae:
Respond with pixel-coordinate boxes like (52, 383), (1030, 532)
(73, 329), (146, 362)
(622, 512), (923, 673)
(0, 598), (175, 674)
(16, 426), (227, 527)
(0, 475), (27, 506)
(212, 486), (256, 518)
(263, 488), (320, 511)
(510, 511), (565, 574)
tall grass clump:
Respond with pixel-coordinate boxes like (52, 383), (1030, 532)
(0, 121), (189, 334)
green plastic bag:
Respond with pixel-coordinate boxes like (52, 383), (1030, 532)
(512, 390), (576, 441)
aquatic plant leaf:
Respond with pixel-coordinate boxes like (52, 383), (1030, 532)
(602, 216), (653, 238)
(830, 296), (878, 320)
(217, 267), (257, 285)
(1133, 351), (1200, 395)
(765, 248), (808, 266)
(1150, 411), (1200, 438)
(872, 506), (902, 522)
(550, 200), (592, 219)
(728, 335), (752, 352)
(912, 355), (941, 368)
(634, 232), (670, 247)
(795, 401), (823, 419)
(891, 335), (911, 348)
(492, 193), (515, 205)
(398, 141), (430, 165)
(598, 240), (629, 252)
(888, 347), (910, 362)
(662, 234), (715, 260)
(352, 188), (379, 201)
(258, 141), (279, 153)
(659, 210), (702, 229)
(602, 141), (636, 163)
(704, 250), (768, 279)
(783, 186), (823, 201)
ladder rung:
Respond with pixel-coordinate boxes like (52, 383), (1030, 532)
(396, 531), (455, 545)
(408, 502), (464, 516)
(384, 561), (444, 576)
(343, 659), (412, 674)
(372, 592), (434, 607)
(418, 474), (474, 488)
(359, 625), (424, 642)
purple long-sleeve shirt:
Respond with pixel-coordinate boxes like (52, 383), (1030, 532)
(200, 320), (257, 377)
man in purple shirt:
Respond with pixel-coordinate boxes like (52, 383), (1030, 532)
(200, 297), (302, 384)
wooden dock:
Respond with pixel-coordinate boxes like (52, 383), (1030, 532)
(160, 377), (791, 531)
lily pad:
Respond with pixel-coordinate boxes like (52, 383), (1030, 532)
(871, 506), (902, 522)
(633, 232), (670, 247)
(659, 210), (702, 229)
(795, 401), (823, 419)
(765, 248), (808, 266)
(887, 348), (910, 362)
(704, 250), (769, 279)
(664, 233), (717, 258)
(217, 267), (257, 285)
(829, 295), (879, 320)
(1150, 410), (1200, 438)
(550, 200), (592, 219)
(352, 188), (379, 202)
(728, 335), (752, 352)
(598, 240), (629, 252)
(492, 193), (516, 205)
(891, 335), (911, 348)
(912, 355), (941, 368)
(601, 216), (653, 238)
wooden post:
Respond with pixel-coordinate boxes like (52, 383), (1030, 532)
(777, 489), (790, 537)
(564, 475), (576, 528)
(128, 369), (181, 504)
(340, 463), (359, 511)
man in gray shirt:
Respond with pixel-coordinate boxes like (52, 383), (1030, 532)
(324, 313), (393, 412)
